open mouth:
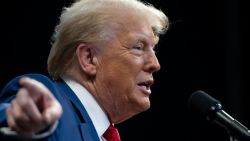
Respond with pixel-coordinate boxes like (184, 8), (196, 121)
(137, 80), (153, 95)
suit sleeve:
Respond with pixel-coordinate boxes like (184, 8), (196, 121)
(0, 73), (59, 140)
(0, 75), (22, 126)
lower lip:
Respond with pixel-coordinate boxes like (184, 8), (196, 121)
(137, 85), (151, 96)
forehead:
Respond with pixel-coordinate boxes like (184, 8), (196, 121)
(117, 18), (159, 45)
(111, 10), (158, 42)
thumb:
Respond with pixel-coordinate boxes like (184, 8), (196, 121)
(42, 99), (62, 125)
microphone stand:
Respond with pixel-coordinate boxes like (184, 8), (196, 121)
(209, 106), (250, 141)
(230, 136), (239, 141)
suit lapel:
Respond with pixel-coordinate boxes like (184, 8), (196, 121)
(79, 123), (100, 141)
(55, 79), (100, 141)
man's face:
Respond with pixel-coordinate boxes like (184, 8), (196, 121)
(94, 17), (161, 123)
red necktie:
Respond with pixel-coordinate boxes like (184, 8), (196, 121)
(103, 124), (121, 141)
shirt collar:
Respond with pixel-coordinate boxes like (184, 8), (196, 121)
(62, 76), (110, 140)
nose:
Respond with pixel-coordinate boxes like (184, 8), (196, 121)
(143, 49), (161, 73)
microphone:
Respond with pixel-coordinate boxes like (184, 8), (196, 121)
(187, 90), (250, 141)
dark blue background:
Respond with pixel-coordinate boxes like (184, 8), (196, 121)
(0, 0), (249, 140)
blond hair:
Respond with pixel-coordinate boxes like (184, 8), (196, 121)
(47, 0), (169, 80)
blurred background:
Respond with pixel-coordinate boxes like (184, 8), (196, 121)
(0, 0), (249, 140)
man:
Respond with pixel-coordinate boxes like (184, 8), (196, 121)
(0, 0), (169, 140)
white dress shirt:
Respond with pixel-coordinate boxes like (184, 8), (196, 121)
(62, 76), (110, 141)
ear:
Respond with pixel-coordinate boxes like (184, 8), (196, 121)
(76, 43), (97, 76)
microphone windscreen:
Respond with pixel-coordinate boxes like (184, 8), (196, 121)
(187, 90), (221, 117)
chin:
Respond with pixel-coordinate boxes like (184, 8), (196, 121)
(137, 100), (151, 112)
(143, 103), (151, 111)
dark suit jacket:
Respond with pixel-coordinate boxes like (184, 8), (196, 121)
(0, 73), (100, 141)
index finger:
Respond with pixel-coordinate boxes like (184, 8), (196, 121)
(19, 77), (54, 102)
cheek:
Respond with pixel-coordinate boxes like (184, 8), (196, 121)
(100, 61), (138, 94)
(103, 54), (143, 79)
(103, 64), (134, 87)
(97, 51), (144, 93)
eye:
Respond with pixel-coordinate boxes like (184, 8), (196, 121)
(133, 46), (143, 50)
(132, 43), (144, 51)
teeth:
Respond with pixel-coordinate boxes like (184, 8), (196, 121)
(137, 84), (151, 95)
(137, 80), (153, 95)
(140, 85), (151, 92)
(141, 85), (147, 89)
